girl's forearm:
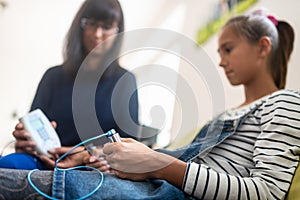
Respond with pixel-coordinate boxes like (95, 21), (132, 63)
(151, 153), (187, 188)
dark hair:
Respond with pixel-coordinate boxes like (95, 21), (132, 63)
(224, 14), (294, 89)
(63, 0), (124, 79)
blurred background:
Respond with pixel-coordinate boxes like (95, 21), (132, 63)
(0, 0), (299, 152)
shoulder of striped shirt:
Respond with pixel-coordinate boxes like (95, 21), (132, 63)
(271, 89), (300, 98)
(264, 89), (300, 102)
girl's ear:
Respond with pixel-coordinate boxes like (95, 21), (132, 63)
(258, 36), (272, 57)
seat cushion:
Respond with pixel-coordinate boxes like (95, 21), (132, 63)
(285, 163), (300, 199)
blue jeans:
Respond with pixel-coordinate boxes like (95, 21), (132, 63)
(0, 168), (186, 199)
(53, 170), (186, 199)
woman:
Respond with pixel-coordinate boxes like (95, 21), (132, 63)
(0, 0), (139, 170)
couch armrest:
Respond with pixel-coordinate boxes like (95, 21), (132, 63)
(285, 163), (300, 200)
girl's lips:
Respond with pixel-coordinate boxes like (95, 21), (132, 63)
(225, 70), (234, 76)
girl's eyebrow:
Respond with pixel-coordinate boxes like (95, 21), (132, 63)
(218, 41), (235, 51)
(217, 42), (229, 53)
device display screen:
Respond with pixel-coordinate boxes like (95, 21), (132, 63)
(29, 118), (50, 140)
(30, 118), (44, 129)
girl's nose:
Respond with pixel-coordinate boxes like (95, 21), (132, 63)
(219, 57), (226, 68)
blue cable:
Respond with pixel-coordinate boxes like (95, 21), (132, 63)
(27, 133), (108, 200)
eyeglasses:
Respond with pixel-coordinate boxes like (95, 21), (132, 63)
(80, 18), (119, 35)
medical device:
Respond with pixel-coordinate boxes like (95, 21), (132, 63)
(20, 109), (61, 157)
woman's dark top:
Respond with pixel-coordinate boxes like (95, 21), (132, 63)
(30, 65), (139, 146)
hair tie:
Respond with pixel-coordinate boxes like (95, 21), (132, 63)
(267, 15), (278, 26)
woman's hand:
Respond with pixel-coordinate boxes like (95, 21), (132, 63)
(39, 146), (111, 172)
(39, 146), (87, 169)
(13, 122), (36, 155)
(13, 121), (57, 156)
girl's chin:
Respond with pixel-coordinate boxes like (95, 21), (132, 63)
(229, 81), (241, 86)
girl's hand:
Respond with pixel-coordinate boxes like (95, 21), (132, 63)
(83, 155), (111, 172)
(103, 138), (176, 175)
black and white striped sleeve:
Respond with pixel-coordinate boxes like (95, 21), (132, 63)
(183, 90), (300, 199)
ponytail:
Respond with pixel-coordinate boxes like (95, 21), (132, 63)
(272, 21), (294, 89)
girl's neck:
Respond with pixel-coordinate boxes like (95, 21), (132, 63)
(240, 81), (279, 108)
(239, 66), (279, 107)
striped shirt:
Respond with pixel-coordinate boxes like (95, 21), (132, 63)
(183, 89), (300, 199)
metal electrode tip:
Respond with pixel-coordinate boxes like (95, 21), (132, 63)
(106, 129), (121, 143)
(106, 129), (116, 137)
